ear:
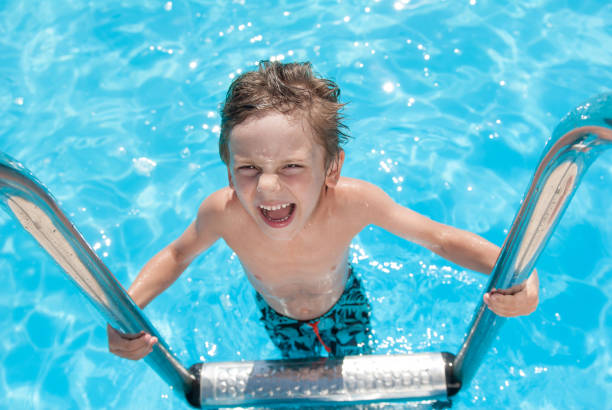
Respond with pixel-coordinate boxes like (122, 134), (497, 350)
(227, 166), (234, 188)
(325, 149), (345, 188)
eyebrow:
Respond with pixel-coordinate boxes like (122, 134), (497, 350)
(231, 154), (309, 165)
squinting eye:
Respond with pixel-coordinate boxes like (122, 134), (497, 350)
(282, 164), (303, 174)
(237, 166), (259, 176)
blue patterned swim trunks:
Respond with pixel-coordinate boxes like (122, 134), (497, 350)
(255, 267), (372, 359)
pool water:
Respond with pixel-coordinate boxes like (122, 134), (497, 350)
(1, 0), (611, 408)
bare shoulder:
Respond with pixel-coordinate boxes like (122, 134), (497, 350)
(334, 176), (391, 205)
(336, 178), (445, 248)
(331, 177), (395, 226)
(195, 187), (240, 235)
(197, 186), (236, 212)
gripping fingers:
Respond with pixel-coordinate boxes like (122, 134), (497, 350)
(484, 278), (539, 317)
(107, 324), (158, 360)
(484, 292), (521, 317)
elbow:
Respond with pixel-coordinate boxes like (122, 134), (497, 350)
(167, 243), (191, 271)
(428, 228), (451, 256)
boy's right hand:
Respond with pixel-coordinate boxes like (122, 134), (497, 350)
(107, 324), (158, 360)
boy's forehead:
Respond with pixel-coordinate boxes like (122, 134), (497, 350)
(233, 111), (310, 135)
(229, 139), (316, 164)
(228, 112), (322, 159)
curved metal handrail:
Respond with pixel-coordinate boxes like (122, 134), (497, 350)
(453, 92), (612, 384)
(0, 154), (195, 397)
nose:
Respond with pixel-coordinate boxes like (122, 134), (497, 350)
(256, 173), (281, 193)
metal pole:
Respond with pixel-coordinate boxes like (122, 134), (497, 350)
(453, 93), (612, 384)
(0, 154), (195, 397)
(188, 352), (457, 408)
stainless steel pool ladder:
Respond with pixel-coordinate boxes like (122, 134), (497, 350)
(0, 92), (610, 407)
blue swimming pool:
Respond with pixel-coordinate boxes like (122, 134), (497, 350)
(1, 0), (611, 408)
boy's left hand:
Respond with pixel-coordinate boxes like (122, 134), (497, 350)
(483, 270), (539, 317)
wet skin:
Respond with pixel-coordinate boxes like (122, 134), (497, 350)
(225, 112), (355, 319)
(108, 111), (539, 360)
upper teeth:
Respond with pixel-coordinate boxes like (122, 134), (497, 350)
(260, 203), (291, 211)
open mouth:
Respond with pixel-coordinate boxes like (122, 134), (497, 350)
(259, 203), (296, 227)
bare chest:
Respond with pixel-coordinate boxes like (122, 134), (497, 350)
(222, 213), (354, 319)
(227, 222), (351, 287)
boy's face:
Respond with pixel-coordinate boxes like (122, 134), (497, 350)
(228, 111), (337, 240)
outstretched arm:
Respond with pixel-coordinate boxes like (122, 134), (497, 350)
(108, 190), (227, 360)
(352, 179), (538, 317)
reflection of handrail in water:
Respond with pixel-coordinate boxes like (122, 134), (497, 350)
(454, 93), (612, 385)
(1, 92), (610, 407)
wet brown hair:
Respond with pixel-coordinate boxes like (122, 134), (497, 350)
(219, 61), (349, 168)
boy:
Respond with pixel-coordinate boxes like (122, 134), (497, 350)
(108, 61), (539, 360)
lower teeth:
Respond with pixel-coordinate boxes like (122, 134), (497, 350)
(262, 206), (293, 223)
(266, 213), (290, 223)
